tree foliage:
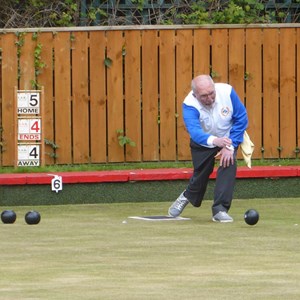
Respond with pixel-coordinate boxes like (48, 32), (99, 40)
(0, 0), (299, 28)
(0, 0), (80, 28)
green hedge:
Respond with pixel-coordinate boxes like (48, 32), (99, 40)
(0, 177), (299, 207)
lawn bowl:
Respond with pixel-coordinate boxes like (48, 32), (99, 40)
(244, 209), (259, 226)
(1, 210), (17, 224)
(25, 211), (41, 225)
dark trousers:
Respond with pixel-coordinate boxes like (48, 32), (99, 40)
(184, 140), (237, 216)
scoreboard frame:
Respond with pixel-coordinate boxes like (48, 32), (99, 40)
(14, 87), (45, 168)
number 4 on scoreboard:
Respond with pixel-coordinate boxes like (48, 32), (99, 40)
(31, 120), (40, 133)
(29, 146), (39, 158)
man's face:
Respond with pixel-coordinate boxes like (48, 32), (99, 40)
(194, 84), (216, 107)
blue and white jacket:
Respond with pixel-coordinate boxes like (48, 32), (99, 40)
(183, 83), (248, 148)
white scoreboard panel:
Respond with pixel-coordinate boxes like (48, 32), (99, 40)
(17, 145), (40, 167)
(17, 92), (40, 114)
(18, 118), (41, 141)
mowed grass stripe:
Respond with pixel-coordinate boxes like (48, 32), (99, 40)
(0, 199), (300, 300)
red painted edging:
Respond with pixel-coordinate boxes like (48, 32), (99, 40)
(128, 168), (193, 181)
(236, 166), (299, 178)
(0, 166), (299, 186)
(0, 170), (129, 186)
(128, 166), (300, 181)
(0, 173), (27, 185)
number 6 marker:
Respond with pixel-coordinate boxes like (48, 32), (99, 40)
(48, 174), (63, 193)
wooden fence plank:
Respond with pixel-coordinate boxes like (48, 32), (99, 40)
(297, 28), (300, 156)
(159, 30), (176, 160)
(19, 33), (35, 90)
(71, 31), (89, 163)
(229, 29), (245, 102)
(106, 30), (124, 162)
(0, 34), (1, 93)
(124, 30), (142, 162)
(89, 31), (107, 163)
(1, 33), (18, 166)
(211, 29), (229, 83)
(38, 32), (54, 165)
(54, 32), (72, 164)
(176, 29), (193, 160)
(245, 29), (263, 159)
(228, 29), (245, 160)
(193, 29), (211, 76)
(262, 28), (279, 158)
(142, 30), (159, 161)
(279, 28), (297, 158)
(0, 33), (2, 165)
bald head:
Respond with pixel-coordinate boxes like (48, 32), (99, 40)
(191, 75), (214, 92)
(191, 75), (216, 107)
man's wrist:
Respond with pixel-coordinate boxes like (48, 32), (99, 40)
(207, 136), (217, 146)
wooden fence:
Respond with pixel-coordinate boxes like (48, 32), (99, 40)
(0, 24), (299, 166)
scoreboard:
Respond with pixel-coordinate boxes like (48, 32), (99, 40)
(16, 89), (44, 167)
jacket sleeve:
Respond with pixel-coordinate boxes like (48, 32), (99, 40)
(182, 103), (211, 146)
(229, 88), (248, 147)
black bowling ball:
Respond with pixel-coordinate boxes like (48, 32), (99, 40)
(25, 211), (41, 225)
(244, 209), (259, 226)
(1, 210), (17, 224)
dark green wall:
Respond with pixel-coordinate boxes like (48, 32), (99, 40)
(0, 178), (299, 206)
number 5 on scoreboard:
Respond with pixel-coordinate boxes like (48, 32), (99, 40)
(29, 93), (39, 107)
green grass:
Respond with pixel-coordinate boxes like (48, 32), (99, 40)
(1, 158), (300, 174)
(1, 199), (300, 299)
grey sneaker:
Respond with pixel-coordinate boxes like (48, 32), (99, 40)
(212, 211), (233, 223)
(168, 192), (189, 217)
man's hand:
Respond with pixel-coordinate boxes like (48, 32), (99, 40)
(212, 137), (232, 148)
(215, 147), (234, 168)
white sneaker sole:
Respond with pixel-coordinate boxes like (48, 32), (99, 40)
(212, 217), (233, 223)
(168, 210), (179, 218)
